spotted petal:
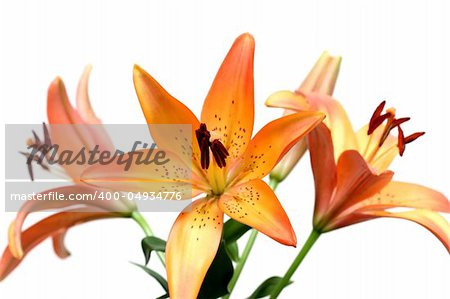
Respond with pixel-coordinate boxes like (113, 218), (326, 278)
(200, 33), (255, 161)
(166, 198), (223, 299)
(133, 65), (201, 171)
(235, 111), (324, 182)
(219, 179), (296, 246)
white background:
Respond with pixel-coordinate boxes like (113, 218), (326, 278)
(0, 0), (449, 298)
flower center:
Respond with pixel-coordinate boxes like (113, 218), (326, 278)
(195, 123), (229, 169)
(367, 101), (425, 158)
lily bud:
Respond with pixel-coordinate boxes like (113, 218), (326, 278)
(269, 52), (342, 182)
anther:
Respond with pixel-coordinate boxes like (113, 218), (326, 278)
(195, 123), (229, 169)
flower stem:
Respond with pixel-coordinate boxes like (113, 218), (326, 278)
(269, 229), (321, 298)
(131, 211), (166, 267)
(223, 229), (258, 299)
(224, 178), (280, 299)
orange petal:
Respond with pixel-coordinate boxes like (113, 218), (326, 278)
(306, 93), (358, 159)
(265, 90), (310, 111)
(75, 65), (115, 151)
(235, 111), (324, 182)
(52, 229), (71, 259)
(0, 208), (120, 281)
(47, 78), (100, 179)
(81, 149), (205, 199)
(166, 198), (223, 299)
(200, 33), (255, 161)
(363, 209), (450, 253)
(133, 65), (201, 169)
(47, 77), (87, 125)
(75, 65), (100, 124)
(355, 181), (450, 213)
(307, 124), (337, 222)
(7, 185), (131, 259)
(331, 150), (393, 215)
(219, 179), (296, 246)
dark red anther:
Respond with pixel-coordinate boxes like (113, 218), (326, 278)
(397, 127), (425, 156)
(391, 117), (410, 129)
(368, 101), (388, 134)
(397, 126), (406, 156)
(210, 139), (229, 168)
(195, 123), (228, 169)
(404, 131), (425, 144)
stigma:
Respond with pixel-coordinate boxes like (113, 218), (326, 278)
(195, 123), (229, 169)
(368, 101), (425, 156)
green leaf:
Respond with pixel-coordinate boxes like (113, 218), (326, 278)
(198, 242), (234, 299)
(223, 218), (251, 243)
(247, 276), (293, 299)
(130, 262), (168, 298)
(225, 240), (239, 262)
(141, 236), (166, 265)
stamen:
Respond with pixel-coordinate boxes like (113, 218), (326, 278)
(367, 101), (425, 157)
(210, 139), (229, 168)
(23, 123), (54, 180)
(368, 100), (387, 134)
(398, 130), (425, 156)
(195, 123), (229, 169)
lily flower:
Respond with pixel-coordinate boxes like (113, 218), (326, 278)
(1, 67), (135, 280)
(82, 33), (325, 298)
(308, 101), (450, 251)
(266, 51), (345, 182)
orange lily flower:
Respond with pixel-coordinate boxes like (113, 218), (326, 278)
(82, 33), (325, 298)
(266, 52), (344, 182)
(308, 101), (450, 251)
(1, 67), (135, 281)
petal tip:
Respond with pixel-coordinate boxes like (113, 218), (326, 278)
(237, 32), (255, 44)
(7, 222), (23, 260)
(133, 64), (145, 77)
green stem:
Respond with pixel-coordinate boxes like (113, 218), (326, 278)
(223, 229), (258, 299)
(224, 178), (280, 299)
(269, 229), (321, 298)
(131, 211), (166, 267)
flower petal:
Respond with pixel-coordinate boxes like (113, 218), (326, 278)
(319, 150), (394, 231)
(235, 111), (324, 182)
(133, 65), (201, 169)
(200, 33), (255, 161)
(52, 229), (71, 259)
(0, 208), (120, 281)
(306, 93), (358, 159)
(332, 150), (393, 213)
(75, 65), (100, 124)
(363, 209), (450, 253)
(166, 198), (223, 299)
(7, 185), (131, 259)
(307, 124), (337, 221)
(81, 149), (205, 199)
(297, 52), (341, 95)
(218, 179), (296, 246)
(265, 90), (310, 111)
(75, 65), (115, 151)
(355, 181), (450, 213)
(47, 78), (102, 179)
